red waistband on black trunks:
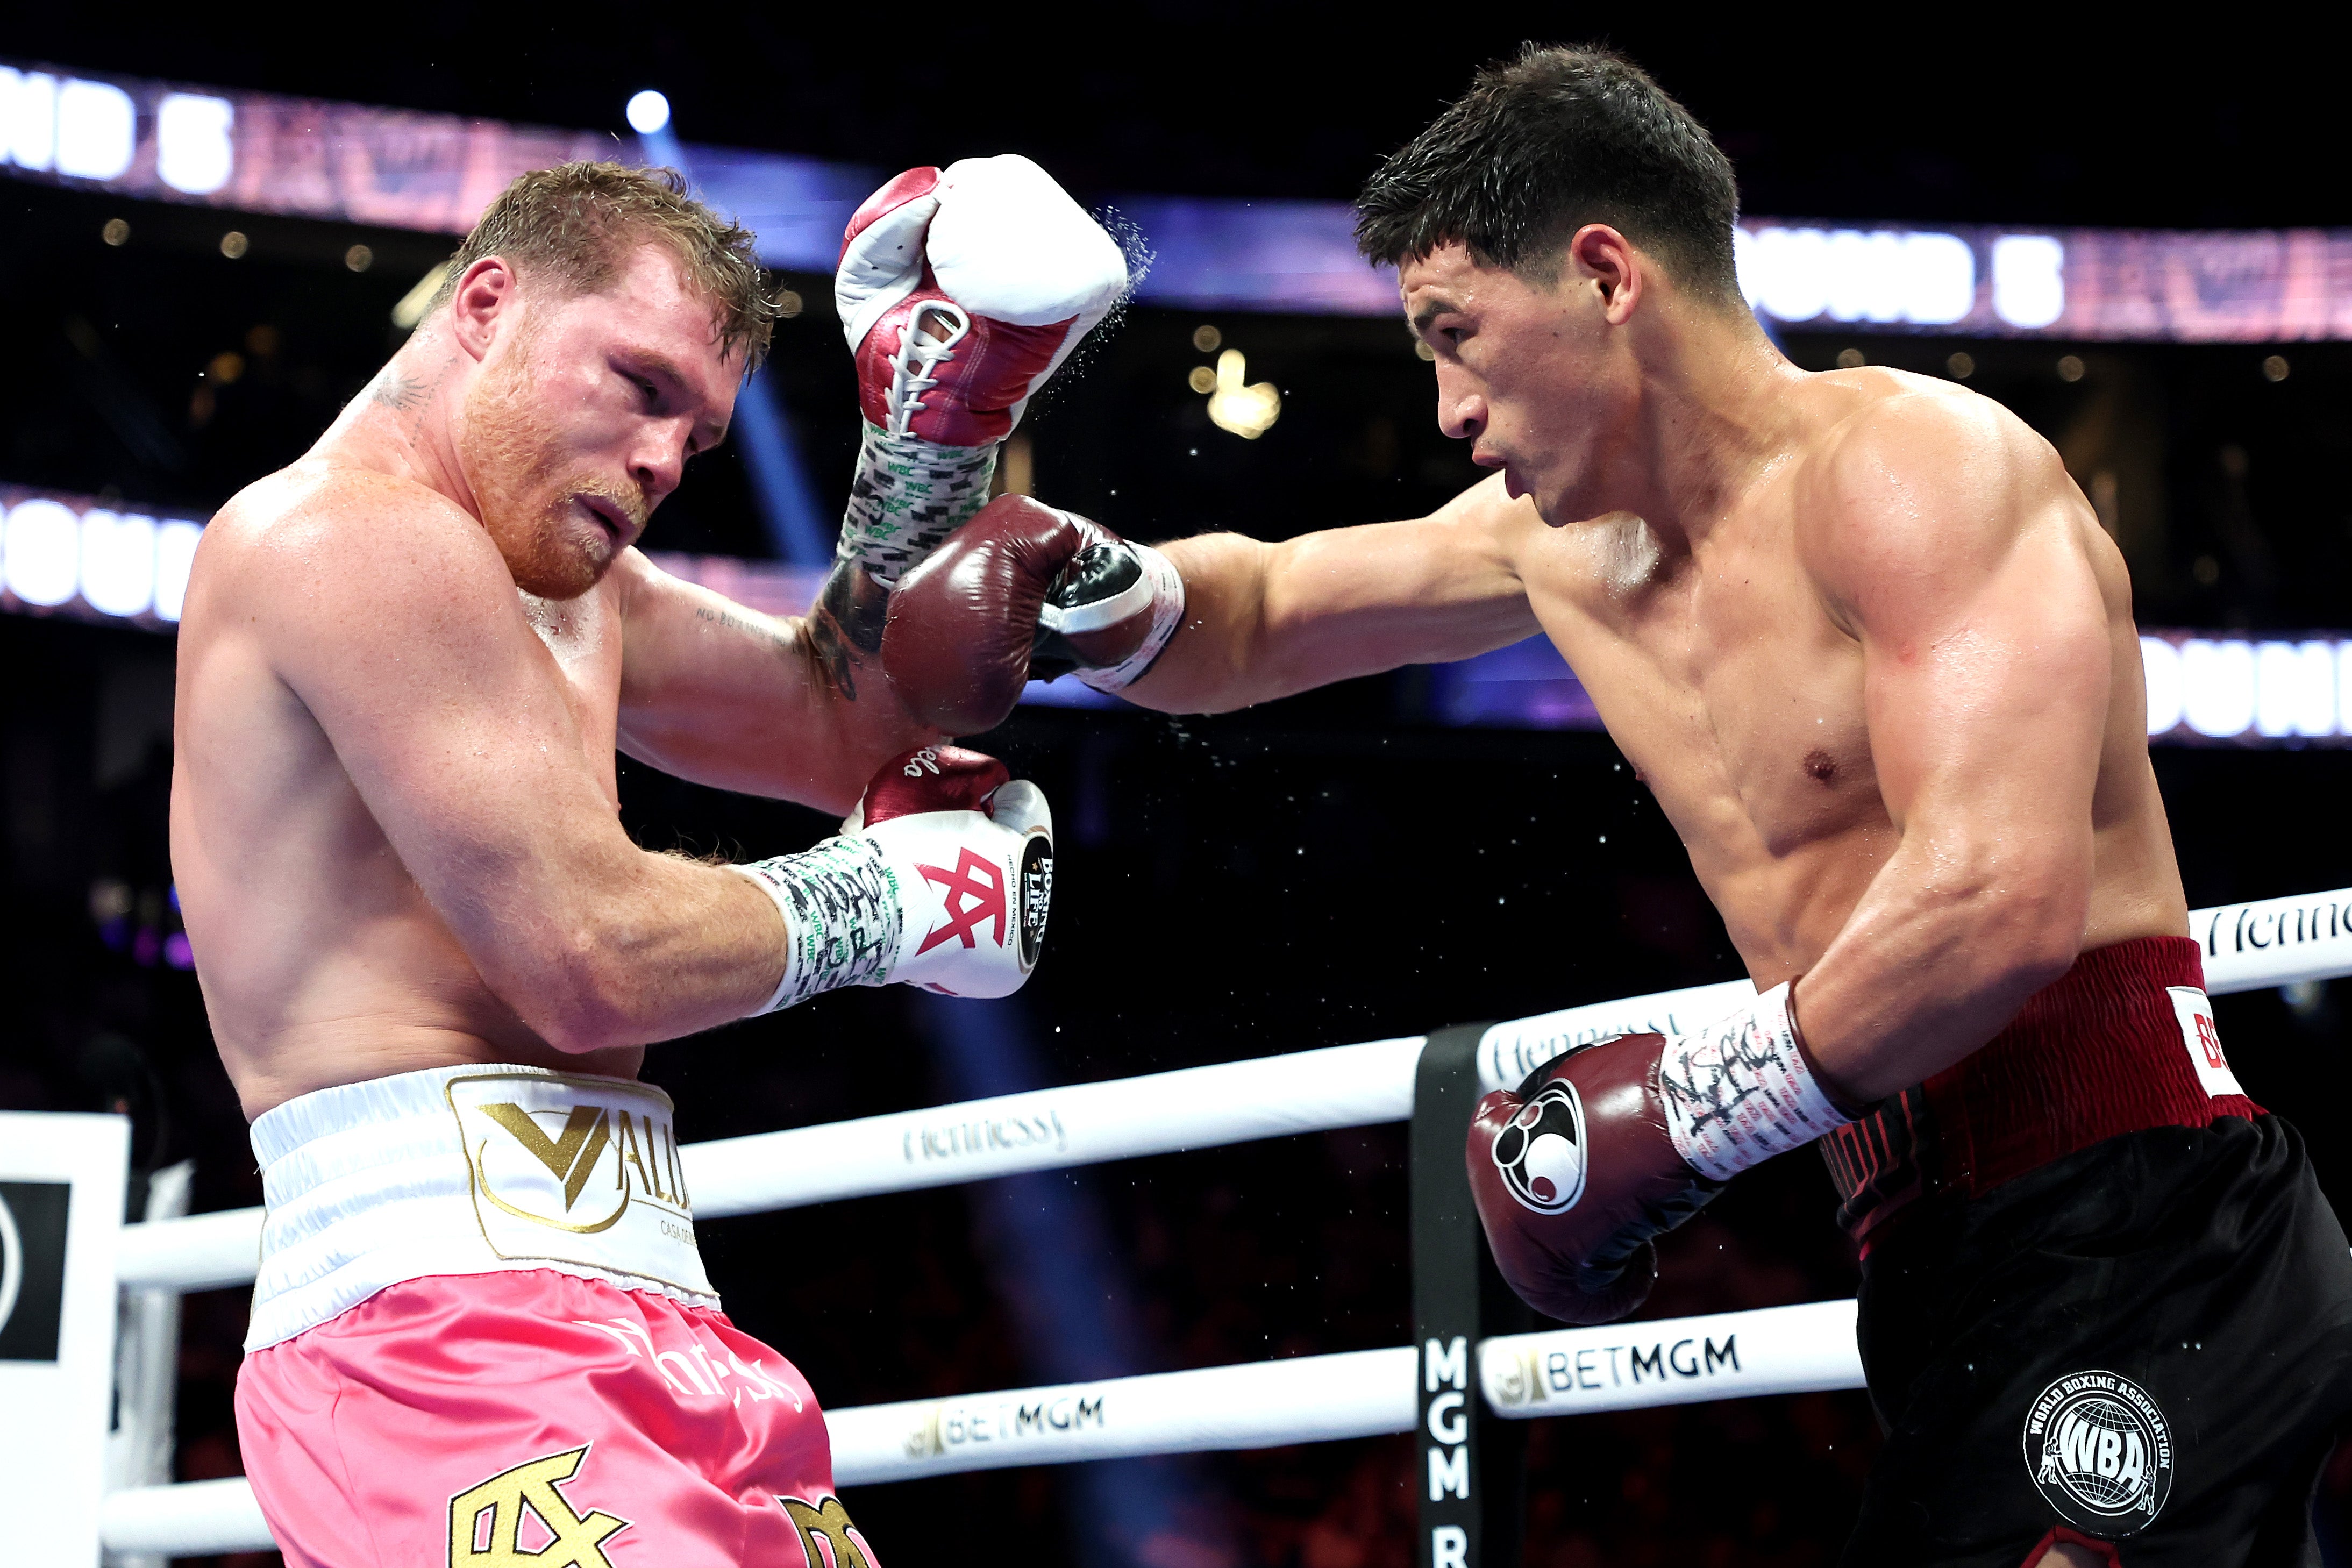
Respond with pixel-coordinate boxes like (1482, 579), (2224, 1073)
(1820, 935), (2263, 1249)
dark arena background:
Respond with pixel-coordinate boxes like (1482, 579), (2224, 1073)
(4, 10), (2352, 1565)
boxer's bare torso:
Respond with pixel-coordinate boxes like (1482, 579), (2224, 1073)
(173, 244), (925, 1118)
(174, 474), (647, 1109)
(1139, 236), (2183, 1102)
(1504, 373), (2183, 987)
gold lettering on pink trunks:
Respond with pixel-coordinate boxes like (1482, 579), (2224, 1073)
(780, 1495), (876, 1568)
(447, 1445), (629, 1567)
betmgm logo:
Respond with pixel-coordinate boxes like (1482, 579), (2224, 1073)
(901, 1391), (1108, 1460)
(2021, 1370), (2175, 1537)
(0, 1180), (69, 1364)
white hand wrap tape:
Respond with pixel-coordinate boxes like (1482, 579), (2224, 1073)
(1659, 983), (1852, 1181)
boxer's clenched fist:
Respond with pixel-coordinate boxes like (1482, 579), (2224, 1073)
(1467, 984), (1852, 1323)
(830, 156), (1128, 589)
(1467, 1033), (1715, 1324)
(732, 746), (1053, 1008)
(883, 495), (1186, 734)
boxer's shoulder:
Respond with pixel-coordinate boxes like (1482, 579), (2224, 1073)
(1800, 370), (2062, 518)
(1789, 370), (2080, 611)
(197, 461), (526, 638)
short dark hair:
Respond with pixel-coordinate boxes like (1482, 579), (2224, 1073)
(431, 161), (781, 370)
(1354, 45), (1740, 299)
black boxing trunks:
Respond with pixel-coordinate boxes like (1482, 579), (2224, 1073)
(1841, 1115), (2352, 1565)
(1820, 938), (2352, 1563)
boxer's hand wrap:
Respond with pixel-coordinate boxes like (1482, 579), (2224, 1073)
(733, 746), (1053, 1010)
(1659, 983), (1854, 1180)
(838, 423), (999, 587)
(832, 156), (1127, 588)
(1466, 986), (1854, 1324)
(883, 494), (1186, 733)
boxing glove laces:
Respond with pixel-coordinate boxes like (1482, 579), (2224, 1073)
(831, 156), (1128, 593)
(730, 746), (1053, 1009)
(1466, 982), (1852, 1323)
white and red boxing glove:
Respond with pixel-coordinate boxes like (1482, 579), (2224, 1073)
(731, 746), (1053, 1007)
(882, 495), (1187, 733)
(1465, 985), (1853, 1323)
(832, 156), (1128, 588)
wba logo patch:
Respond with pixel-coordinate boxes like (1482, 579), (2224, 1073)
(2021, 1370), (2174, 1536)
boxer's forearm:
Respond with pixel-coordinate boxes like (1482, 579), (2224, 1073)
(1791, 823), (2091, 1104)
(1124, 524), (1537, 714)
(472, 851), (786, 1055)
(612, 553), (936, 814)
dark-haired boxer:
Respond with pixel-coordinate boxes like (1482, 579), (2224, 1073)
(173, 155), (1117, 1566)
(882, 49), (2352, 1568)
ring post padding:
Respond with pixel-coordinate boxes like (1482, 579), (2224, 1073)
(1412, 1022), (1524, 1568)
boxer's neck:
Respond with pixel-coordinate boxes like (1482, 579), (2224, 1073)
(317, 322), (488, 521)
(1588, 303), (1805, 558)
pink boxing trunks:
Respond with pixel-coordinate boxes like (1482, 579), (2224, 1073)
(231, 1064), (880, 1568)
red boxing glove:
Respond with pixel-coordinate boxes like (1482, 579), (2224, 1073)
(1465, 1034), (1722, 1324)
(837, 156), (1128, 447)
(731, 746), (1053, 1008)
(882, 495), (1186, 734)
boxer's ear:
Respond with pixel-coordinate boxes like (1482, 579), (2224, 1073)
(447, 256), (520, 361)
(1565, 224), (1644, 324)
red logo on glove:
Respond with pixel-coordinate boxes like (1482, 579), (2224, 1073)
(915, 849), (1008, 954)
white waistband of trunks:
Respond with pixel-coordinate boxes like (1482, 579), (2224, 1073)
(243, 1063), (716, 1352)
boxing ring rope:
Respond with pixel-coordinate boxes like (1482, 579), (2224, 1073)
(93, 886), (2352, 1556)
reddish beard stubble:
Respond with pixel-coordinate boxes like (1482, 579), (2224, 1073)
(457, 325), (651, 600)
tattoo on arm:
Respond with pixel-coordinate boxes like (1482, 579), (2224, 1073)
(806, 562), (893, 702)
(693, 604), (792, 655)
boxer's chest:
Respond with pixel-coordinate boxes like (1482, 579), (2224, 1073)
(519, 587), (624, 808)
(1527, 515), (1886, 865)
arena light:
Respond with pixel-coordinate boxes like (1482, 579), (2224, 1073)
(0, 491), (205, 625)
(78, 511), (156, 618)
(2141, 636), (2185, 735)
(4, 498), (82, 606)
(2180, 638), (2260, 738)
(1991, 235), (2067, 329)
(2255, 640), (2336, 738)
(1736, 227), (1975, 327)
(54, 77), (134, 181)
(389, 263), (450, 331)
(1204, 349), (1280, 438)
(625, 89), (671, 136)
(0, 67), (56, 170)
(152, 519), (201, 623)
(154, 93), (233, 195)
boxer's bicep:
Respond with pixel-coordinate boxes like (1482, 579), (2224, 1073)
(1794, 406), (2108, 1097)
(611, 550), (920, 810)
(1128, 474), (1538, 712)
(1840, 425), (2108, 863)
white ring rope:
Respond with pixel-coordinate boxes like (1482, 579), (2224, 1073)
(115, 883), (2352, 1293)
(94, 883), (2352, 1555)
(102, 1305), (1865, 1555)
